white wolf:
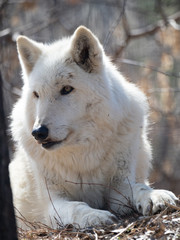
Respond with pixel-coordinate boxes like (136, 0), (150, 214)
(9, 26), (178, 229)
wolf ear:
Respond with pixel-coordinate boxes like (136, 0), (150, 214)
(17, 36), (42, 74)
(71, 26), (103, 73)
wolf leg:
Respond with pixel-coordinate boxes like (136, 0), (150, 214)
(132, 183), (178, 215)
(47, 198), (117, 228)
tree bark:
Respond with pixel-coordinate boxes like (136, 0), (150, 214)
(0, 71), (17, 240)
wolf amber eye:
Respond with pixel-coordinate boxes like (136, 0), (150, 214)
(33, 91), (39, 98)
(60, 86), (74, 95)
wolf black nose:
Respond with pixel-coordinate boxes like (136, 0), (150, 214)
(32, 125), (49, 140)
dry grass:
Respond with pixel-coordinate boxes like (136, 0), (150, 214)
(17, 200), (180, 240)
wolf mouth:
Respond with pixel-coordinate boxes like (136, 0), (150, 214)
(37, 139), (63, 150)
(41, 141), (62, 149)
(37, 131), (72, 150)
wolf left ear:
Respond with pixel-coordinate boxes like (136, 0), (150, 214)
(71, 26), (103, 73)
(17, 36), (42, 74)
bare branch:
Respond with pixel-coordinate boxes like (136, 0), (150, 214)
(169, 19), (180, 30)
(113, 11), (180, 59)
(0, 28), (11, 38)
(130, 11), (180, 38)
(118, 58), (180, 79)
(155, 0), (169, 26)
(113, 13), (131, 59)
(44, 179), (64, 227)
(104, 0), (127, 50)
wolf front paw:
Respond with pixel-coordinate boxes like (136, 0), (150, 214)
(80, 210), (118, 228)
(136, 189), (178, 216)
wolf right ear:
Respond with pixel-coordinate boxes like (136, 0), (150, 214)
(71, 26), (103, 73)
(17, 36), (42, 74)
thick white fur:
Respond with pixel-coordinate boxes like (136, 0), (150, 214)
(9, 26), (178, 229)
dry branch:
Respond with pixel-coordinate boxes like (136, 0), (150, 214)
(118, 58), (180, 79)
(113, 11), (180, 59)
(104, 0), (127, 50)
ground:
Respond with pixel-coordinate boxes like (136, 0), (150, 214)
(18, 200), (180, 240)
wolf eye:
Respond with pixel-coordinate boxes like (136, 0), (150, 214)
(33, 91), (39, 98)
(60, 85), (74, 95)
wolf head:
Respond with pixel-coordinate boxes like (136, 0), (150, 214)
(16, 26), (117, 151)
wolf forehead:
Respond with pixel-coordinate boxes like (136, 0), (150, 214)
(27, 42), (87, 87)
(30, 62), (75, 86)
(29, 42), (76, 83)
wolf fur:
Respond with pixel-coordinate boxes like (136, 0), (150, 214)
(9, 26), (178, 229)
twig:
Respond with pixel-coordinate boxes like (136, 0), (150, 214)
(165, 202), (180, 211)
(15, 210), (34, 230)
(169, 19), (180, 30)
(113, 10), (180, 59)
(173, 228), (180, 240)
(110, 222), (134, 240)
(114, 12), (131, 57)
(93, 229), (99, 240)
(44, 178), (64, 227)
(148, 88), (180, 93)
(0, 28), (11, 38)
(130, 10), (180, 37)
(65, 180), (130, 203)
(104, 0), (127, 50)
(107, 196), (135, 212)
(151, 207), (169, 223)
(118, 58), (180, 79)
(155, 0), (169, 26)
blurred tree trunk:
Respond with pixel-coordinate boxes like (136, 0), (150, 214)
(0, 71), (17, 240)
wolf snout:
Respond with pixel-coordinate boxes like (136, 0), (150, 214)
(32, 125), (49, 141)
